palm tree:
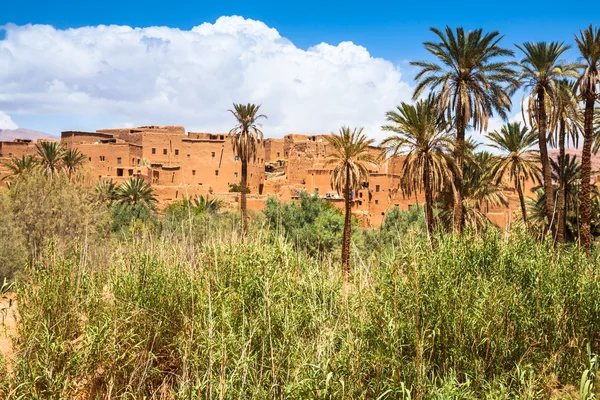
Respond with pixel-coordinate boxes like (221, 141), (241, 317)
(487, 122), (540, 228)
(1, 155), (37, 181)
(35, 141), (64, 176)
(191, 195), (222, 214)
(551, 79), (581, 243)
(94, 180), (118, 206)
(411, 26), (516, 234)
(62, 148), (87, 179)
(514, 41), (580, 237)
(436, 151), (508, 232)
(116, 177), (157, 208)
(573, 25), (600, 253)
(551, 154), (582, 241)
(381, 98), (452, 239)
(325, 127), (376, 280)
(228, 103), (267, 237)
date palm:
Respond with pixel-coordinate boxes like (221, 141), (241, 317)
(514, 41), (580, 237)
(63, 148), (87, 179)
(573, 25), (600, 253)
(551, 79), (582, 243)
(2, 155), (37, 182)
(229, 103), (267, 237)
(35, 141), (64, 176)
(487, 122), (540, 228)
(381, 97), (452, 239)
(436, 150), (508, 232)
(326, 127), (376, 281)
(411, 26), (516, 234)
(116, 177), (157, 208)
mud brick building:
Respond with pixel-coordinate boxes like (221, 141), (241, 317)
(4, 125), (591, 228)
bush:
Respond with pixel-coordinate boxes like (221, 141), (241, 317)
(263, 191), (347, 255)
(2, 229), (599, 398)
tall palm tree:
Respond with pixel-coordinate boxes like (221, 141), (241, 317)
(411, 26), (517, 234)
(1, 155), (37, 181)
(62, 148), (87, 179)
(551, 79), (581, 243)
(436, 150), (508, 232)
(35, 141), (64, 176)
(551, 154), (582, 241)
(486, 122), (540, 228)
(116, 177), (157, 208)
(325, 127), (376, 281)
(228, 103), (267, 237)
(574, 25), (600, 253)
(381, 98), (452, 239)
(514, 41), (580, 237)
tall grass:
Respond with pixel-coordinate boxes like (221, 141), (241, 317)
(1, 224), (599, 399)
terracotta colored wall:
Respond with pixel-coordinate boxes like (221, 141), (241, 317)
(0, 141), (36, 158)
(264, 138), (285, 163)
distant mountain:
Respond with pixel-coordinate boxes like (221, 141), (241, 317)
(548, 148), (600, 171)
(0, 128), (57, 142)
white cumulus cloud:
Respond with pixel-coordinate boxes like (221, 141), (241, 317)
(0, 111), (18, 129)
(0, 16), (413, 142)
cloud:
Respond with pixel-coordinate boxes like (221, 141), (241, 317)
(0, 16), (413, 142)
(0, 111), (18, 129)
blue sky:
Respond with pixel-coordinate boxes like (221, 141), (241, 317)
(1, 0), (599, 141)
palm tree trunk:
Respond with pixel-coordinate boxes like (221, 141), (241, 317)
(516, 176), (528, 229)
(579, 97), (594, 253)
(537, 89), (556, 237)
(556, 120), (566, 244)
(241, 158), (248, 238)
(453, 109), (465, 234)
(342, 167), (352, 281)
(424, 162), (434, 240)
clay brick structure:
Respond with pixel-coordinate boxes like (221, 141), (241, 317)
(61, 126), (265, 206)
(5, 125), (598, 229)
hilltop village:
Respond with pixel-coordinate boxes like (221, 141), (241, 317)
(1, 125), (535, 227)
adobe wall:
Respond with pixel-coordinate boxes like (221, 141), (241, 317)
(62, 131), (115, 146)
(264, 138), (285, 163)
(0, 140), (36, 158)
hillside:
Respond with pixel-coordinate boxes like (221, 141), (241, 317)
(0, 128), (57, 142)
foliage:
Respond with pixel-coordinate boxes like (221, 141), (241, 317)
(228, 182), (250, 193)
(6, 171), (105, 260)
(2, 227), (600, 398)
(0, 191), (26, 281)
(263, 192), (347, 255)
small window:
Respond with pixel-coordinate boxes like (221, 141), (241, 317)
(215, 170), (219, 176)
(192, 170), (196, 176)
(175, 149), (179, 155)
(376, 185), (380, 193)
(375, 200), (379, 205)
(100, 156), (105, 161)
(220, 135), (224, 140)
(234, 172), (238, 178)
(187, 154), (190, 157)
(152, 148), (156, 154)
(276, 152), (280, 157)
(359, 192), (363, 198)
(117, 168), (123, 177)
(163, 149), (167, 155)
(212, 152), (215, 157)
(128, 169), (133, 176)
(88, 157), (92, 161)
(116, 157), (122, 165)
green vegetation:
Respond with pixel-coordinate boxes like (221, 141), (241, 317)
(2, 23), (600, 399)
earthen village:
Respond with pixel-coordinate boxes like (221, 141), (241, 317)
(0, 124), (537, 228)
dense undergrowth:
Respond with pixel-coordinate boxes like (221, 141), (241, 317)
(1, 175), (600, 399)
